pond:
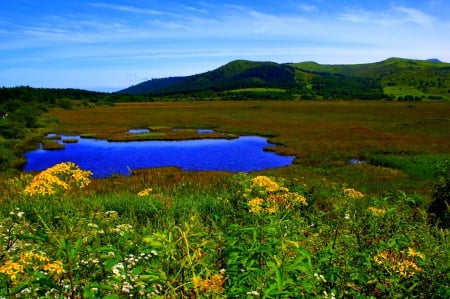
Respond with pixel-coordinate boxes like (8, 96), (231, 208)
(23, 135), (294, 178)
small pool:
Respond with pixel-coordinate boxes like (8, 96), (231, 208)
(197, 129), (215, 134)
(23, 135), (294, 178)
(127, 129), (150, 134)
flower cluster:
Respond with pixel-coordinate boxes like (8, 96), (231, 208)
(0, 251), (65, 282)
(137, 188), (152, 197)
(24, 162), (92, 196)
(192, 272), (227, 295)
(367, 206), (386, 216)
(343, 188), (365, 199)
(111, 223), (134, 236)
(246, 176), (307, 214)
(251, 175), (288, 193)
(373, 247), (424, 278)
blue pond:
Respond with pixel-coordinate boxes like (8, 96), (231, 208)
(23, 136), (294, 178)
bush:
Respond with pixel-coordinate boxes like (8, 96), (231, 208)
(428, 160), (450, 228)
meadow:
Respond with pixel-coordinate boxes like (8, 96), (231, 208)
(49, 100), (450, 195)
(0, 100), (449, 298)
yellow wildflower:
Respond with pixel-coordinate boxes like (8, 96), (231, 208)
(192, 273), (227, 294)
(0, 260), (24, 281)
(247, 176), (307, 215)
(25, 162), (92, 196)
(20, 252), (50, 266)
(289, 192), (308, 206)
(344, 188), (365, 199)
(137, 188), (153, 197)
(251, 176), (286, 193)
(407, 247), (425, 259)
(248, 197), (264, 214)
(43, 260), (65, 275)
(367, 207), (386, 216)
(373, 248), (423, 278)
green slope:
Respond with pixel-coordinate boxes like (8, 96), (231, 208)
(118, 58), (450, 100)
(292, 57), (450, 100)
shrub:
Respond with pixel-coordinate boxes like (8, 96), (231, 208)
(428, 160), (450, 228)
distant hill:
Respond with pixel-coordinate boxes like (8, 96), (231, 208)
(119, 60), (297, 95)
(117, 58), (450, 100)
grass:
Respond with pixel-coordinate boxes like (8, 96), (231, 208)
(1, 100), (449, 297)
(0, 168), (448, 298)
(383, 86), (426, 98)
(226, 88), (287, 93)
(41, 140), (65, 150)
(46, 100), (450, 197)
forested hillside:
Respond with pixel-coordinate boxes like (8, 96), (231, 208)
(0, 87), (111, 170)
(118, 57), (450, 101)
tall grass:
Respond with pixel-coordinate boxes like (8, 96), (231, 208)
(0, 165), (448, 298)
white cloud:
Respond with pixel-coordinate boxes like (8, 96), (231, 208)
(298, 4), (318, 12)
(394, 6), (434, 26)
(89, 2), (165, 16)
(339, 6), (435, 27)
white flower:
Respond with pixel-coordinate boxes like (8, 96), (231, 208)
(246, 290), (260, 296)
(112, 268), (121, 275)
(344, 213), (350, 220)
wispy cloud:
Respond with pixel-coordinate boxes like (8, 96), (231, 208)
(394, 7), (434, 26)
(184, 5), (208, 14)
(339, 6), (434, 26)
(298, 4), (318, 12)
(89, 2), (165, 15)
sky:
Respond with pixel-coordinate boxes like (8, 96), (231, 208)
(1, 0), (449, 92)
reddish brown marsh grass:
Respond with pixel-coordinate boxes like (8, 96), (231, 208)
(49, 100), (450, 194)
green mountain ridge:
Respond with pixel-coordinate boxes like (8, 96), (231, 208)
(118, 57), (450, 100)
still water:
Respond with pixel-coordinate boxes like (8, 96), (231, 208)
(23, 135), (294, 178)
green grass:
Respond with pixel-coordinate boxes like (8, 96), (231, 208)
(226, 88), (287, 93)
(383, 86), (426, 98)
(368, 153), (450, 180)
(0, 170), (448, 298)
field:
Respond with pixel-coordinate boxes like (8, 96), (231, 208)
(1, 100), (449, 298)
(49, 100), (450, 195)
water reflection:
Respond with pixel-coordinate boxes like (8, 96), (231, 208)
(24, 135), (294, 178)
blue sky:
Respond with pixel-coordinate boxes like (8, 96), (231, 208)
(1, 0), (449, 91)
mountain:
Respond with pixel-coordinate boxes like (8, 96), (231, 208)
(117, 58), (450, 100)
(119, 60), (297, 95)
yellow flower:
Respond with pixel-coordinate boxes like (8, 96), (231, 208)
(248, 197), (264, 214)
(192, 273), (226, 294)
(43, 260), (65, 275)
(137, 188), (153, 197)
(407, 247), (425, 259)
(20, 252), (50, 266)
(344, 188), (365, 199)
(373, 249), (422, 278)
(367, 207), (386, 215)
(251, 176), (286, 193)
(289, 192), (308, 206)
(25, 162), (92, 196)
(0, 260), (24, 281)
(247, 176), (307, 215)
